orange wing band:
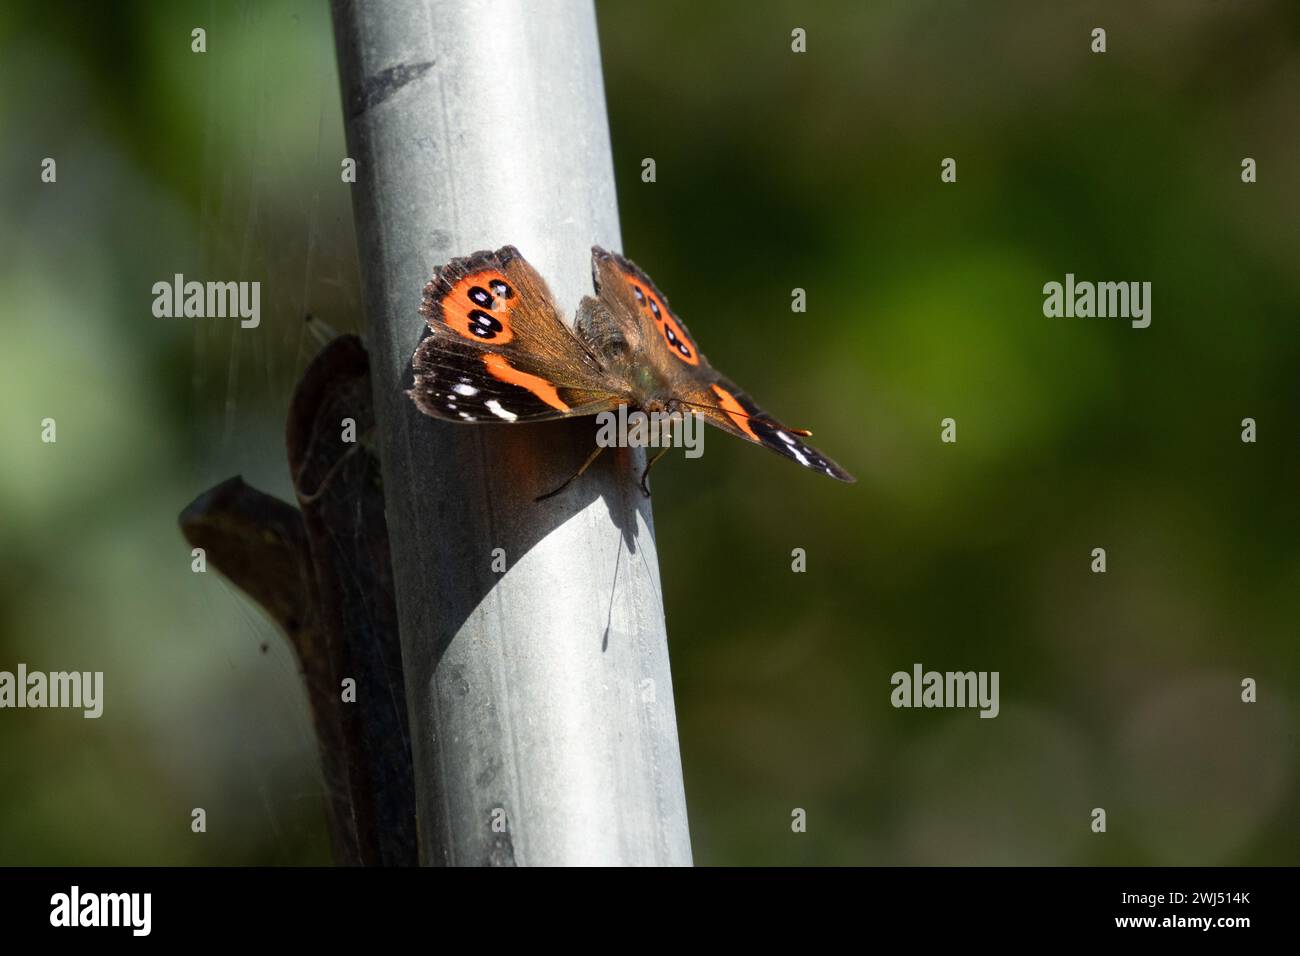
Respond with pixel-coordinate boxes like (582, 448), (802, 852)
(484, 353), (570, 412)
(710, 384), (758, 441)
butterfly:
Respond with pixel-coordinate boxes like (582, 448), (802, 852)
(408, 245), (854, 496)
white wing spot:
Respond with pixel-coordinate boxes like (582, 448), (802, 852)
(453, 383), (478, 396)
(485, 399), (518, 422)
(776, 430), (810, 466)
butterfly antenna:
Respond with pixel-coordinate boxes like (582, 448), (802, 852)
(673, 399), (813, 437)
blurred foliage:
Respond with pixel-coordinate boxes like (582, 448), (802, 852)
(0, 0), (1297, 865)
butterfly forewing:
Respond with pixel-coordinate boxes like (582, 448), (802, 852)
(693, 375), (855, 482)
(590, 246), (706, 368)
(410, 246), (624, 423)
(589, 246), (855, 483)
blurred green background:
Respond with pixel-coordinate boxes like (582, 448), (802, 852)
(2, 0), (1297, 865)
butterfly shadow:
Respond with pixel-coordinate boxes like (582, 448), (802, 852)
(403, 415), (655, 666)
(394, 333), (657, 674)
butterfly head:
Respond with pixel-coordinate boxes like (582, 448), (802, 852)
(641, 396), (684, 416)
(620, 360), (671, 410)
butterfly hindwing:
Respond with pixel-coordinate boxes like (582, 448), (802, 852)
(410, 246), (623, 423)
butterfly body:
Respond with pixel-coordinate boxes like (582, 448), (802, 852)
(409, 245), (854, 486)
(574, 306), (685, 421)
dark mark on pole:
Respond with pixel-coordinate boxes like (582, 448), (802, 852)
(352, 60), (436, 118)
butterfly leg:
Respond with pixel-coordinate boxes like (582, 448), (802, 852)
(535, 444), (607, 502)
(638, 447), (671, 497)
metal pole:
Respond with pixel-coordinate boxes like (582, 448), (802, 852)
(330, 0), (692, 865)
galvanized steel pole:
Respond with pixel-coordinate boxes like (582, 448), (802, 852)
(330, 0), (692, 865)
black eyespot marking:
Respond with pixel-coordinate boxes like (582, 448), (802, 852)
(632, 285), (645, 303)
(468, 309), (503, 338)
(468, 285), (493, 307)
(662, 324), (691, 358)
(489, 279), (513, 299)
(649, 299), (661, 319)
